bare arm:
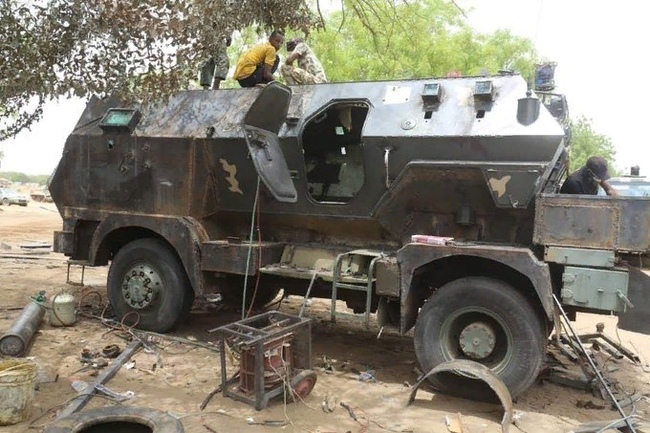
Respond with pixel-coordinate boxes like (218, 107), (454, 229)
(262, 64), (275, 82)
(285, 51), (300, 65)
(600, 179), (619, 196)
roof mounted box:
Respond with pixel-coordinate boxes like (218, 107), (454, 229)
(99, 109), (142, 134)
(421, 82), (441, 105)
(474, 80), (494, 102)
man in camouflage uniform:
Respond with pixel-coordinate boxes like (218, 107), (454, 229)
(280, 38), (327, 85)
(200, 35), (232, 90)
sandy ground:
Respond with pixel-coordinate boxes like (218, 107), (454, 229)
(0, 202), (649, 433)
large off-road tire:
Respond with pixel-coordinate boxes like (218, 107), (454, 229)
(107, 238), (194, 333)
(2, 198), (9, 206)
(414, 276), (546, 401)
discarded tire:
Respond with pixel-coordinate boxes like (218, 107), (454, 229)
(44, 406), (184, 433)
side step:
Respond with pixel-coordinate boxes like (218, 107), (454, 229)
(331, 250), (384, 329)
(66, 259), (90, 286)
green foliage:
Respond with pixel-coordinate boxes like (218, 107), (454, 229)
(567, 115), (617, 174)
(0, 172), (49, 185)
(0, 0), (320, 139)
(299, 0), (537, 82)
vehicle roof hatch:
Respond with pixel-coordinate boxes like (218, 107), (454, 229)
(243, 82), (297, 203)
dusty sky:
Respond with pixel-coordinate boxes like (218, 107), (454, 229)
(0, 0), (646, 175)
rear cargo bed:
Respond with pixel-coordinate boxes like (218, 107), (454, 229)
(534, 194), (650, 253)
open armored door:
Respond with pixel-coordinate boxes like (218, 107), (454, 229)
(243, 82), (297, 203)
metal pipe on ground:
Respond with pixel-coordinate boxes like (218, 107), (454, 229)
(0, 299), (46, 357)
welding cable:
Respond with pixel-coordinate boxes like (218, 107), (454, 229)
(245, 181), (264, 319)
(242, 176), (261, 319)
(77, 291), (103, 312)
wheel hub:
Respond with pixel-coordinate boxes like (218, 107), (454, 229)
(459, 321), (496, 360)
(121, 263), (161, 310)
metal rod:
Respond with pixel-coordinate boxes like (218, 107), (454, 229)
(299, 272), (317, 318)
(56, 340), (142, 420)
(552, 295), (636, 432)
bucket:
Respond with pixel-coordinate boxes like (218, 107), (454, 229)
(49, 293), (76, 327)
(0, 359), (38, 425)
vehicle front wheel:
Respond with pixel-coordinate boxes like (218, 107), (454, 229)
(107, 238), (194, 333)
(2, 198), (9, 206)
(414, 277), (546, 401)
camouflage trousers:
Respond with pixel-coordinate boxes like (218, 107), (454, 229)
(280, 65), (326, 85)
(200, 49), (229, 88)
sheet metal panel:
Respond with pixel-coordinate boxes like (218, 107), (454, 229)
(534, 194), (650, 253)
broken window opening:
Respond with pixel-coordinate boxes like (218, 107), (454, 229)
(302, 102), (369, 204)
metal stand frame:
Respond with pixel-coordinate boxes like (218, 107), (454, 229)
(66, 260), (87, 286)
(211, 311), (312, 410)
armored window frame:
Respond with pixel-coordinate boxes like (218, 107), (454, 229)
(301, 101), (369, 205)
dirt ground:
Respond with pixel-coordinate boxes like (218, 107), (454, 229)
(1, 203), (649, 433)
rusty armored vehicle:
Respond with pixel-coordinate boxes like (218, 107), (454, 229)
(49, 76), (650, 400)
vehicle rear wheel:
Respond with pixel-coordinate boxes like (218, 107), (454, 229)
(107, 238), (194, 333)
(414, 276), (546, 401)
(2, 198), (9, 206)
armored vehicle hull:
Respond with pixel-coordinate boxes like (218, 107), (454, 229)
(50, 76), (650, 401)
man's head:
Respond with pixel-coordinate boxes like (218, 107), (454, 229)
(585, 156), (611, 182)
(268, 30), (285, 51)
(286, 37), (304, 52)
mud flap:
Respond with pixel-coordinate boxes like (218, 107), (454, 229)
(617, 263), (650, 334)
(243, 82), (297, 203)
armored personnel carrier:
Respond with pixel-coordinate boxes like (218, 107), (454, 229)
(49, 75), (650, 400)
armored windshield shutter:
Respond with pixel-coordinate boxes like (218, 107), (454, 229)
(243, 82), (297, 203)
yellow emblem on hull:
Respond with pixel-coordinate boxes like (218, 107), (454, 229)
(488, 175), (511, 199)
(219, 158), (244, 195)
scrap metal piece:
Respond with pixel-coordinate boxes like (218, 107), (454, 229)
(55, 340), (142, 420)
(102, 344), (122, 359)
(571, 416), (640, 433)
(578, 332), (640, 363)
(407, 359), (513, 433)
(556, 340), (579, 362)
(552, 295), (637, 433)
(547, 367), (590, 391)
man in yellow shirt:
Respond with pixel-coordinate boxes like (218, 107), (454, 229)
(233, 30), (284, 88)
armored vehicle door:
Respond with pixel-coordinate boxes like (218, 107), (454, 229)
(243, 82), (297, 203)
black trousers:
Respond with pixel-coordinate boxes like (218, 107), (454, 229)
(238, 56), (280, 88)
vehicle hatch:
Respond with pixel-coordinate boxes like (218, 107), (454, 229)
(243, 82), (297, 203)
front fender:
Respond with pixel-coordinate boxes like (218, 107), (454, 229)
(88, 213), (209, 295)
(397, 242), (553, 333)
